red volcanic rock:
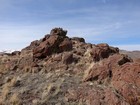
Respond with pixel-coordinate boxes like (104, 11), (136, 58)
(50, 27), (67, 36)
(33, 28), (72, 59)
(71, 37), (85, 43)
(83, 54), (132, 83)
(59, 38), (72, 52)
(22, 40), (40, 51)
(83, 53), (140, 104)
(66, 83), (129, 105)
(1, 28), (140, 105)
(11, 51), (21, 56)
(30, 40), (40, 48)
(62, 52), (73, 64)
(112, 63), (140, 104)
(91, 43), (119, 61)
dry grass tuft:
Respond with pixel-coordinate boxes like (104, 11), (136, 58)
(1, 83), (10, 101)
(42, 83), (59, 101)
(9, 93), (21, 105)
(0, 77), (19, 103)
(9, 77), (17, 87)
(82, 62), (95, 82)
(41, 78), (64, 103)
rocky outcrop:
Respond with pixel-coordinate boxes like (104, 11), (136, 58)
(91, 43), (119, 61)
(112, 62), (140, 105)
(0, 28), (140, 105)
(71, 37), (85, 43)
(81, 53), (140, 104)
(33, 28), (72, 59)
(50, 27), (67, 36)
(83, 54), (132, 83)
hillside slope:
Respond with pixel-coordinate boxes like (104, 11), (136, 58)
(0, 28), (140, 105)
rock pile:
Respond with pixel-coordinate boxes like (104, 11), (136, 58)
(0, 28), (140, 105)
(33, 28), (72, 59)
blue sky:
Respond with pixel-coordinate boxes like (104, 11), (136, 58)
(0, 0), (140, 51)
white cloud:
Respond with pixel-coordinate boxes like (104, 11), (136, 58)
(0, 21), (139, 51)
(0, 1), (140, 51)
(0, 20), (125, 50)
(0, 24), (50, 50)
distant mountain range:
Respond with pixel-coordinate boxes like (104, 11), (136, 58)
(0, 50), (16, 54)
(120, 50), (140, 59)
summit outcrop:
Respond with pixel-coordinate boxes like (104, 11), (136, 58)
(0, 28), (139, 105)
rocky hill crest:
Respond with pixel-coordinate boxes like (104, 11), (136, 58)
(0, 28), (140, 105)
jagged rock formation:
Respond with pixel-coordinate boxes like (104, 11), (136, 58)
(0, 28), (140, 105)
(33, 28), (72, 59)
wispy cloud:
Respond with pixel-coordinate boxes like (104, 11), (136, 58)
(0, 24), (49, 50)
(0, 18), (137, 50)
(0, 0), (140, 51)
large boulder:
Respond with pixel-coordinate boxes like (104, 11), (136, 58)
(50, 27), (67, 36)
(91, 43), (119, 61)
(82, 53), (140, 104)
(83, 54), (132, 83)
(71, 37), (85, 43)
(33, 28), (72, 59)
(59, 38), (72, 52)
(112, 62), (140, 104)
